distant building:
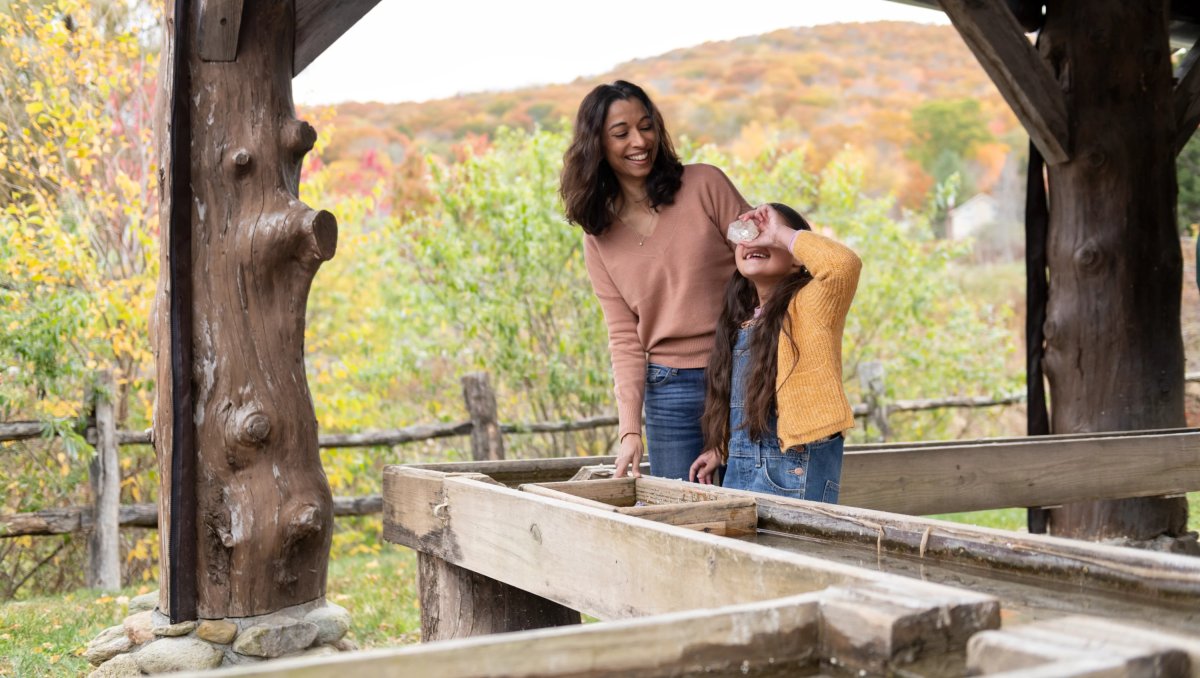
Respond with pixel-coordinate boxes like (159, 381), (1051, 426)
(947, 193), (998, 240)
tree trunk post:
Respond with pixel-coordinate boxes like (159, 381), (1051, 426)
(861, 361), (890, 443)
(152, 0), (337, 618)
(418, 552), (579, 641)
(1040, 0), (1188, 541)
(462, 372), (504, 461)
(87, 371), (121, 591)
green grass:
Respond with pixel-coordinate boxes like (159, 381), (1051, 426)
(0, 548), (421, 677)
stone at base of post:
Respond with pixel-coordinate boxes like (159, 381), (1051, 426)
(83, 592), (357, 676)
(419, 552), (580, 641)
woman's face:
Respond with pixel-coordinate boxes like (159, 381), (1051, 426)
(602, 98), (657, 185)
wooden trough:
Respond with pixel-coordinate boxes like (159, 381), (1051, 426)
(197, 430), (1200, 677)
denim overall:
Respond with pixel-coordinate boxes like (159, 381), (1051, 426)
(721, 325), (844, 503)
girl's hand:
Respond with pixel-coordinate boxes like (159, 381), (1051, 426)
(614, 434), (643, 478)
(689, 449), (721, 485)
(737, 204), (797, 252)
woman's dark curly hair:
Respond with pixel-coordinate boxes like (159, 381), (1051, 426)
(701, 204), (814, 460)
(559, 80), (684, 235)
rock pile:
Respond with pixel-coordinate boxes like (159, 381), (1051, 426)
(84, 592), (355, 676)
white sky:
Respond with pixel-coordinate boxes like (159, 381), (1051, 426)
(293, 0), (948, 105)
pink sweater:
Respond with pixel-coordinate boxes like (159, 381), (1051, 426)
(583, 164), (750, 439)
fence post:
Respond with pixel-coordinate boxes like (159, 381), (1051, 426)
(462, 372), (504, 461)
(87, 370), (121, 590)
(860, 361), (890, 443)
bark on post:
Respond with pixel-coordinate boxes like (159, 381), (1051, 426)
(1038, 0), (1188, 540)
(153, 0), (337, 618)
(418, 553), (579, 641)
(462, 372), (504, 461)
(87, 371), (121, 591)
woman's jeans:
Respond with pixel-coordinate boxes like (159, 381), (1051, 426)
(643, 363), (707, 480)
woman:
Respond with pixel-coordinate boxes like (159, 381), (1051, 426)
(690, 203), (860, 501)
(560, 80), (750, 480)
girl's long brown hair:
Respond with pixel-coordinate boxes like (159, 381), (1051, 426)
(701, 204), (813, 460)
(559, 80), (684, 235)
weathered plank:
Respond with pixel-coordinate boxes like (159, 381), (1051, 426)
(939, 0), (1069, 164)
(754, 496), (1200, 602)
(841, 431), (1200, 515)
(294, 0), (383, 75)
(616, 499), (758, 537)
(176, 594), (827, 677)
(967, 616), (1197, 676)
(382, 467), (993, 621)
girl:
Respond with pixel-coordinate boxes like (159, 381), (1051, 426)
(689, 204), (860, 502)
(560, 80), (750, 480)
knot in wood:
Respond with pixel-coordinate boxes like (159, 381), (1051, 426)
(235, 410), (270, 446)
(228, 148), (253, 177)
(283, 119), (318, 156)
(1086, 151), (1106, 168)
(1074, 241), (1104, 273)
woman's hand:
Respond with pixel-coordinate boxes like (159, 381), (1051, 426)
(737, 204), (797, 252)
(614, 433), (644, 478)
(689, 449), (721, 485)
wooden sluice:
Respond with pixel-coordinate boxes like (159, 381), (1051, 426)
(195, 429), (1200, 677)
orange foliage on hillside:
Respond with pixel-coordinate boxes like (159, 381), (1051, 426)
(302, 22), (1020, 207)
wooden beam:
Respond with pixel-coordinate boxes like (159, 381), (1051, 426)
(840, 430), (1200, 515)
(939, 0), (1070, 164)
(382, 467), (995, 621)
(197, 0), (243, 62)
(754, 496), (1200, 602)
(294, 0), (383, 76)
(187, 594), (827, 677)
(1176, 38), (1200, 155)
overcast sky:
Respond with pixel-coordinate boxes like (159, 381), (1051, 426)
(293, 0), (948, 105)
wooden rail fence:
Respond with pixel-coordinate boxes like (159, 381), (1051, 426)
(5, 367), (1200, 591)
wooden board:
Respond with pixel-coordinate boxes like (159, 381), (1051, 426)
(294, 0), (383, 75)
(840, 431), (1200, 515)
(382, 467), (995, 621)
(176, 594), (826, 677)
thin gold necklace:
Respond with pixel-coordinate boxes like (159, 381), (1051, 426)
(637, 208), (658, 247)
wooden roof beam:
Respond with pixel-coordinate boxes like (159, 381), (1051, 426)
(294, 0), (383, 76)
(1174, 37), (1200, 155)
(940, 0), (1070, 165)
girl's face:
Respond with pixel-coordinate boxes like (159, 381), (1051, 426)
(736, 243), (799, 292)
(602, 99), (657, 185)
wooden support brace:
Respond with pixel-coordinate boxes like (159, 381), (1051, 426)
(939, 0), (1070, 164)
(1176, 37), (1200, 155)
(294, 0), (384, 75)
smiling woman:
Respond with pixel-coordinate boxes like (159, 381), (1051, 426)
(559, 80), (751, 481)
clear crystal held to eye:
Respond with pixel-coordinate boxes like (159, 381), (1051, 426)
(727, 219), (758, 244)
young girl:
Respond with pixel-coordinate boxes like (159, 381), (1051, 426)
(689, 204), (861, 502)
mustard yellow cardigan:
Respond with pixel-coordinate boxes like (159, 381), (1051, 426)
(774, 230), (862, 450)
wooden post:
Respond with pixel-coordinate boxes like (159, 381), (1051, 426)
(153, 0), (337, 619)
(1038, 0), (1188, 541)
(860, 361), (890, 443)
(87, 371), (121, 590)
(462, 372), (504, 461)
(418, 554), (579, 641)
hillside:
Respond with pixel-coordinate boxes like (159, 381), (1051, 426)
(307, 22), (1022, 207)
